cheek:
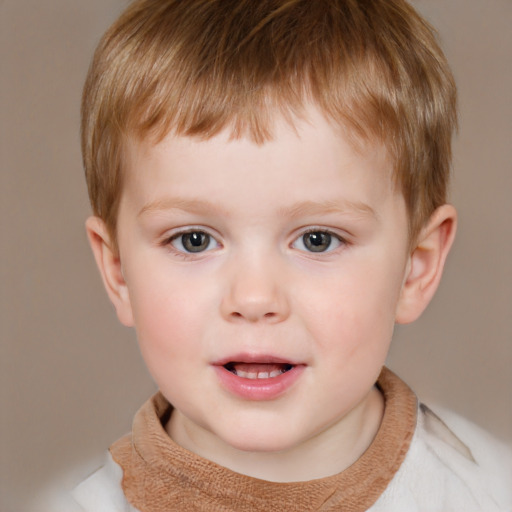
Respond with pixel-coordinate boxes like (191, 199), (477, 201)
(133, 295), (206, 397)
(301, 258), (403, 351)
(127, 268), (212, 371)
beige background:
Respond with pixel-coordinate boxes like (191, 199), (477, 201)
(1, 0), (511, 510)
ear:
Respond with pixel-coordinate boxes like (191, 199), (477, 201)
(85, 216), (134, 327)
(395, 205), (457, 324)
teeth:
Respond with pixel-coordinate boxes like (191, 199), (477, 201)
(235, 369), (285, 379)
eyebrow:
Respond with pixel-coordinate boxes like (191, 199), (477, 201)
(138, 198), (230, 218)
(138, 197), (377, 220)
(278, 199), (377, 220)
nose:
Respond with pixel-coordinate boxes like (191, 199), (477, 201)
(220, 255), (290, 323)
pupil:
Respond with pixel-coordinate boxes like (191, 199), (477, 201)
(304, 232), (331, 252)
(183, 232), (209, 252)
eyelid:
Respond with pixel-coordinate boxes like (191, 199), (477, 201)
(162, 225), (219, 241)
(295, 226), (349, 242)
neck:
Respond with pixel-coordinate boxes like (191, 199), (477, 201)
(166, 386), (384, 482)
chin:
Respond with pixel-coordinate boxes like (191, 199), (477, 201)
(219, 425), (302, 454)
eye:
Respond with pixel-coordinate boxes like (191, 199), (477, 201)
(293, 230), (343, 253)
(170, 230), (218, 253)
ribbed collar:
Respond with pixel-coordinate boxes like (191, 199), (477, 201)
(110, 367), (417, 512)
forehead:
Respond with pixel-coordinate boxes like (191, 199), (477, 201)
(121, 107), (399, 219)
(127, 107), (391, 176)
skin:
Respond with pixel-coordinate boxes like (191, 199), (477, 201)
(87, 107), (456, 482)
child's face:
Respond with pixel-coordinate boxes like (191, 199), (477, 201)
(115, 107), (411, 459)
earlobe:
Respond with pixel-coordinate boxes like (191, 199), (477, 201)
(85, 217), (134, 327)
(395, 205), (457, 324)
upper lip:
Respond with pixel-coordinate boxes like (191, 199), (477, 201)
(212, 353), (302, 366)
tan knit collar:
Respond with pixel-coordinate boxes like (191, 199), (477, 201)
(110, 367), (417, 512)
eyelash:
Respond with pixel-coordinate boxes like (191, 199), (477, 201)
(162, 229), (220, 259)
(161, 227), (348, 257)
(292, 228), (347, 254)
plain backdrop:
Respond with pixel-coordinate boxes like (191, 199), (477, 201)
(1, 0), (511, 510)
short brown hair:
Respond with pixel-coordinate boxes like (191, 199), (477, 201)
(81, 0), (457, 251)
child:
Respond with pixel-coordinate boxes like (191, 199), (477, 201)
(73, 0), (511, 510)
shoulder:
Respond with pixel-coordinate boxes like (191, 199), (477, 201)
(417, 404), (512, 501)
(30, 451), (136, 512)
(372, 403), (512, 512)
(71, 451), (138, 512)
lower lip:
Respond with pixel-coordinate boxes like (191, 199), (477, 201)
(213, 365), (305, 401)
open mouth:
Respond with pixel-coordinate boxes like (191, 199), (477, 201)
(223, 362), (294, 380)
(214, 357), (305, 399)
